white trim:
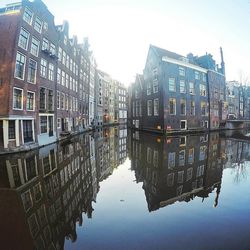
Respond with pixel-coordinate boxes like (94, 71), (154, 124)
(162, 56), (208, 73)
(14, 52), (26, 80)
(180, 120), (187, 130)
(13, 87), (23, 110)
(27, 90), (35, 111)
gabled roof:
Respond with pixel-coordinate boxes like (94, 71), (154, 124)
(150, 44), (184, 60)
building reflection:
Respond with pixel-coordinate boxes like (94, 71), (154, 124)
(0, 126), (127, 250)
(128, 130), (249, 212)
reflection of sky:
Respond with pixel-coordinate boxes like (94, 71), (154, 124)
(65, 159), (250, 250)
(1, 0), (250, 85)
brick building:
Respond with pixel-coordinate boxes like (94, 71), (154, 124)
(130, 45), (226, 133)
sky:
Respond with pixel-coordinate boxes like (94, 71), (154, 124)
(1, 0), (250, 86)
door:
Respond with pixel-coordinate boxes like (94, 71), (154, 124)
(23, 120), (33, 143)
(48, 116), (54, 137)
(61, 118), (65, 131)
(180, 120), (187, 130)
(0, 121), (3, 147)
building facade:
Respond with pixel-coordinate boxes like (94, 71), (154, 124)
(130, 45), (226, 133)
(0, 0), (127, 152)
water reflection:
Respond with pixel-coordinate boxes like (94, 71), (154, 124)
(0, 128), (249, 249)
(0, 126), (127, 250)
(128, 131), (250, 212)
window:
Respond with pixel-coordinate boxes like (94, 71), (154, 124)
(60, 93), (65, 110)
(154, 99), (159, 116)
(39, 88), (46, 110)
(199, 146), (207, 161)
(169, 78), (176, 92)
(8, 120), (15, 139)
(179, 150), (185, 166)
(66, 55), (69, 68)
(186, 168), (193, 181)
(188, 148), (194, 164)
(43, 22), (48, 31)
(147, 100), (152, 116)
(48, 90), (53, 111)
(40, 116), (47, 133)
(169, 98), (176, 115)
(135, 101), (139, 116)
(153, 79), (158, 93)
(18, 28), (29, 50)
(61, 71), (65, 86)
(48, 63), (54, 81)
(200, 84), (207, 96)
(34, 16), (42, 33)
(180, 99), (186, 115)
(57, 91), (60, 109)
(40, 59), (47, 78)
(57, 118), (61, 129)
(179, 67), (185, 76)
(65, 95), (68, 110)
(15, 52), (26, 79)
(147, 82), (151, 95)
(50, 43), (56, 55)
(30, 37), (40, 57)
(147, 147), (152, 163)
(58, 47), (62, 61)
(13, 88), (23, 110)
(189, 82), (195, 95)
(57, 68), (61, 84)
(168, 152), (175, 168)
(197, 165), (205, 177)
(195, 71), (200, 80)
(177, 171), (184, 184)
(62, 51), (66, 65)
(42, 38), (49, 51)
(190, 100), (195, 115)
(202, 73), (206, 82)
(65, 74), (69, 88)
(167, 173), (174, 187)
(23, 7), (33, 24)
(201, 101), (207, 116)
(180, 80), (186, 93)
(27, 59), (37, 84)
(27, 91), (35, 111)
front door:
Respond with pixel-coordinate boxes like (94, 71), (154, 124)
(23, 120), (33, 143)
(48, 116), (53, 137)
(61, 118), (65, 131)
(0, 121), (3, 147)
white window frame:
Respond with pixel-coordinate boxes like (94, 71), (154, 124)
(26, 91), (35, 111)
(18, 27), (30, 50)
(147, 100), (152, 116)
(27, 58), (37, 84)
(30, 36), (40, 57)
(154, 98), (159, 116)
(23, 7), (33, 25)
(169, 78), (176, 92)
(13, 87), (23, 110)
(34, 16), (42, 33)
(14, 52), (26, 80)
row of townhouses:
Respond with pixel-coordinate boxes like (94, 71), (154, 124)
(0, 126), (127, 249)
(128, 45), (250, 133)
(0, 0), (127, 152)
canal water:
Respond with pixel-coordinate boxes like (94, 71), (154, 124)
(0, 127), (250, 250)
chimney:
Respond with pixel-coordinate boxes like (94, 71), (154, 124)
(220, 47), (225, 75)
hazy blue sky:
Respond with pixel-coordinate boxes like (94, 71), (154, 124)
(1, 0), (250, 85)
